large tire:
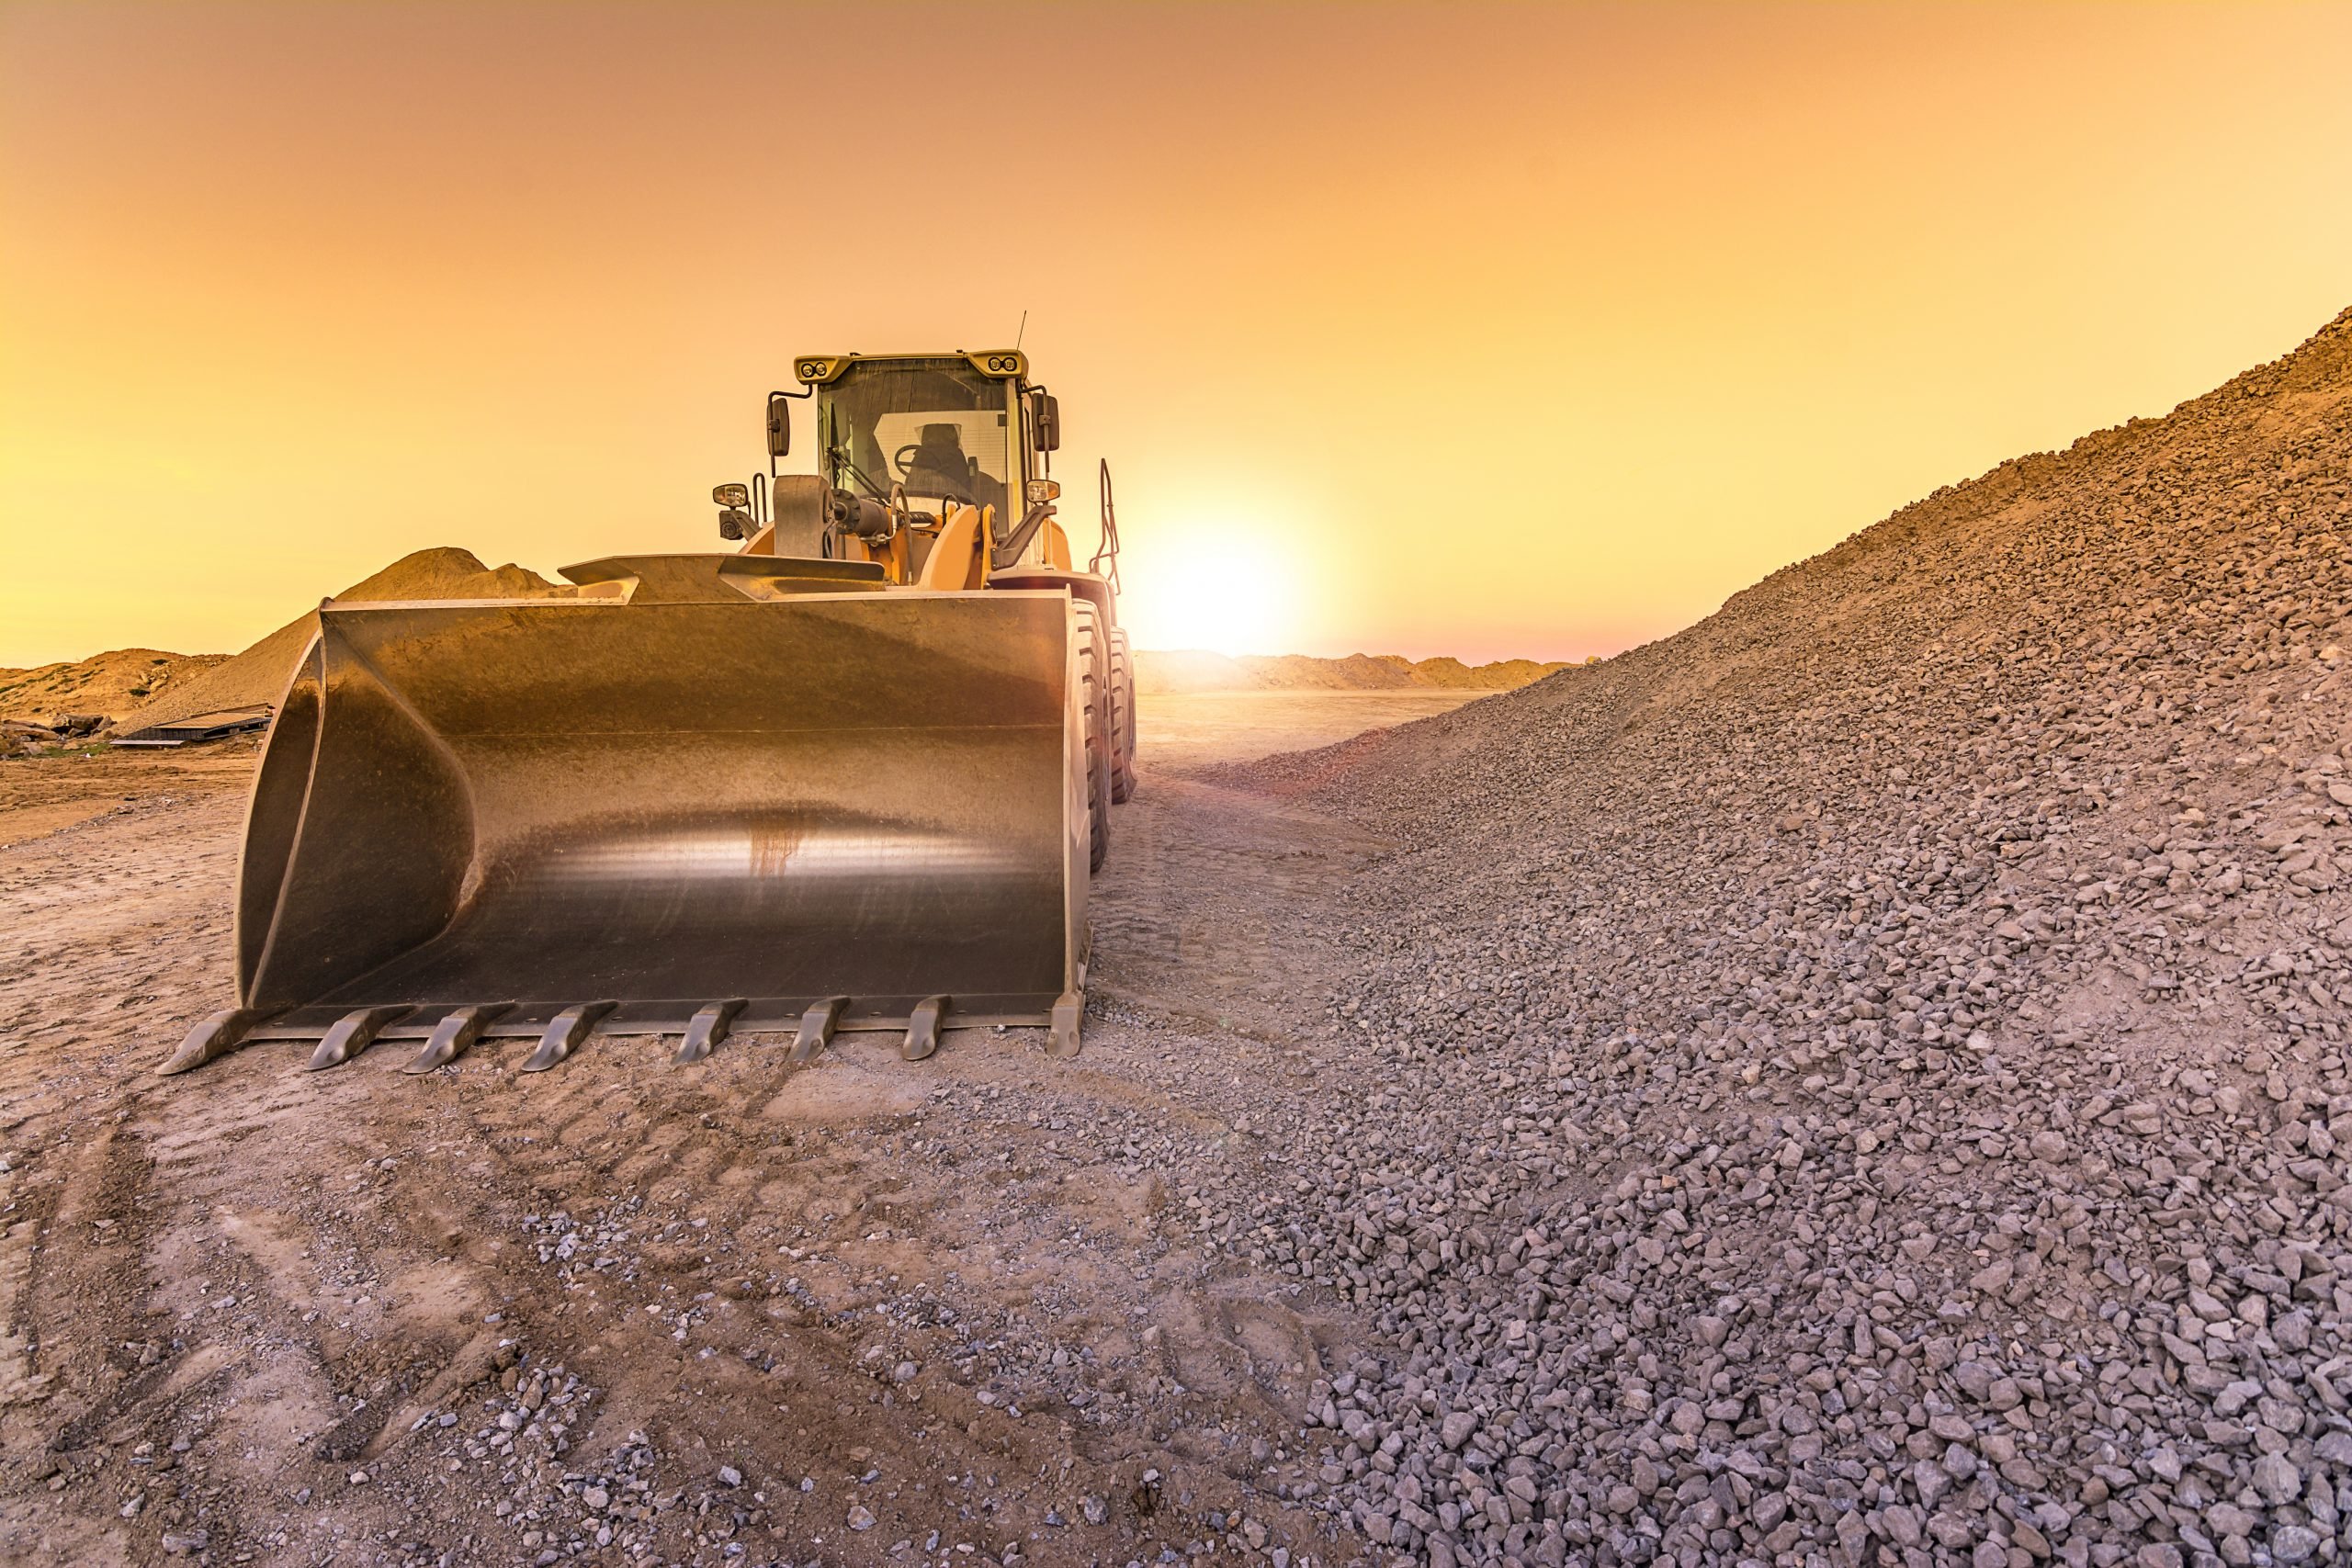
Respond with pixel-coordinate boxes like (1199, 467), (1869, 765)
(1074, 599), (1111, 872)
(1109, 626), (1137, 803)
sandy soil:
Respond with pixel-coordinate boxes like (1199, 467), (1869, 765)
(1136, 694), (1483, 774)
(0, 695), (1440, 1567)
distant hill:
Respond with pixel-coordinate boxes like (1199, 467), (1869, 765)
(0, 648), (232, 726)
(16, 546), (1568, 731)
(121, 548), (573, 730)
(1136, 649), (1573, 696)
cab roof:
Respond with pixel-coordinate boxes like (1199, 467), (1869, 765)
(791, 350), (1026, 385)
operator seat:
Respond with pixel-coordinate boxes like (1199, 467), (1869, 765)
(903, 423), (1008, 513)
(904, 423), (978, 502)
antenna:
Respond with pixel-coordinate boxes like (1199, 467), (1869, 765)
(1014, 310), (1028, 352)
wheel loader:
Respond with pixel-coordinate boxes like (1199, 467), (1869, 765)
(160, 349), (1136, 1078)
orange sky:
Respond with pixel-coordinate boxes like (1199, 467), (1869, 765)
(4, 2), (2348, 665)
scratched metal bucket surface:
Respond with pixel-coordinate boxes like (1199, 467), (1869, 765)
(200, 588), (1086, 1067)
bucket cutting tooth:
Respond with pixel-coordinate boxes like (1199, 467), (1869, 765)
(523, 1002), (618, 1073)
(404, 1003), (514, 1075)
(674, 999), (748, 1065)
(307, 1006), (414, 1071)
(791, 997), (849, 1064)
(156, 1007), (282, 1077)
(903, 995), (950, 1061)
(1048, 991), (1084, 1059)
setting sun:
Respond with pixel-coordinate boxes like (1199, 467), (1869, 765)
(1116, 526), (1303, 656)
(7, 5), (2345, 669)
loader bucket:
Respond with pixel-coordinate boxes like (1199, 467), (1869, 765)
(167, 584), (1089, 1074)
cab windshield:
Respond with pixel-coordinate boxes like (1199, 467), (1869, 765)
(818, 359), (1012, 514)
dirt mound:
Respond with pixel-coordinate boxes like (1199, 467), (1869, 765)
(1212, 307), (2352, 1564)
(1138, 649), (1572, 695)
(123, 547), (571, 730)
(0, 649), (230, 726)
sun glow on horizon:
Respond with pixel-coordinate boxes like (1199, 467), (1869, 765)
(1117, 525), (1306, 657)
(3, 6), (2349, 667)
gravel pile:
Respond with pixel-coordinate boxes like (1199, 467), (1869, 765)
(1216, 307), (2352, 1568)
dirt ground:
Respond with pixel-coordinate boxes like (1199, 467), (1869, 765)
(1125, 695), (1483, 774)
(0, 692), (1480, 1568)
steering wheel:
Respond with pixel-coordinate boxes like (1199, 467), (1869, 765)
(894, 443), (975, 502)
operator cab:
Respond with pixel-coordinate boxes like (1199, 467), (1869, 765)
(816, 359), (1014, 516)
(715, 349), (1107, 598)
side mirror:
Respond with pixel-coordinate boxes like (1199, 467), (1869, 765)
(766, 392), (792, 458)
(1029, 390), (1059, 453)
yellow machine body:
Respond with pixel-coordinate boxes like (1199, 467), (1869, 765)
(163, 350), (1131, 1078)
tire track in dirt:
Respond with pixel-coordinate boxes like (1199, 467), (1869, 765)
(0, 1162), (51, 1411)
(1091, 775), (1394, 1037)
(0, 739), (1399, 1563)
